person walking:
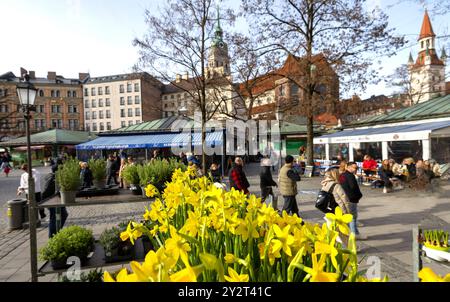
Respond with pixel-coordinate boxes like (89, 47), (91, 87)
(80, 162), (93, 189)
(260, 157), (277, 203)
(278, 155), (301, 216)
(339, 162), (367, 240)
(42, 161), (68, 238)
(321, 167), (351, 214)
(209, 163), (222, 183)
(229, 157), (250, 194)
(17, 164), (46, 220)
(106, 154), (118, 186)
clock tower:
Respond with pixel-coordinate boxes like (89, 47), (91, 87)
(206, 6), (231, 79)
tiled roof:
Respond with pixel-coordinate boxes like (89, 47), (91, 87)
(418, 10), (436, 40)
(3, 130), (93, 146)
(411, 49), (444, 68)
(102, 116), (198, 135)
(350, 94), (450, 127)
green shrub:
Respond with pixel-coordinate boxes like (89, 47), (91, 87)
(99, 222), (128, 254)
(88, 159), (107, 181)
(39, 226), (94, 262)
(56, 159), (81, 192)
(138, 158), (186, 187)
(60, 268), (103, 282)
(122, 164), (140, 185)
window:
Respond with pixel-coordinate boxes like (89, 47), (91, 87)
(106, 110), (111, 119)
(135, 96), (140, 104)
(105, 86), (110, 95)
(99, 99), (104, 107)
(164, 112), (168, 118)
(128, 108), (133, 117)
(128, 121), (133, 126)
(85, 124), (90, 131)
(171, 95), (174, 99)
(52, 119), (63, 129)
(67, 91), (72, 98)
(120, 97), (125, 106)
(136, 120), (140, 125)
(92, 123), (97, 131)
(421, 41), (424, 48)
(72, 91), (77, 98)
(127, 96), (132, 105)
(105, 98), (110, 106)
(39, 90), (44, 97)
(98, 87), (103, 95)
(164, 103), (168, 108)
(51, 105), (61, 113)
(178, 100), (181, 107)
(121, 121), (126, 127)
(39, 105), (45, 113)
(120, 85), (125, 93)
(84, 88), (88, 97)
(120, 109), (125, 118)
(92, 111), (97, 120)
(91, 87), (96, 96)
(279, 85), (285, 96)
(85, 100), (90, 108)
(267, 97), (272, 103)
(99, 111), (104, 119)
(127, 83), (132, 93)
(56, 90), (60, 98)
(68, 105), (78, 113)
(51, 90), (55, 97)
(0, 105), (8, 113)
(69, 119), (78, 130)
(184, 93), (188, 98)
(85, 112), (90, 120)
(92, 99), (97, 108)
(164, 96), (168, 100)
(34, 119), (46, 130)
(100, 122), (104, 131)
(107, 122), (111, 130)
(135, 108), (141, 116)
(134, 83), (140, 92)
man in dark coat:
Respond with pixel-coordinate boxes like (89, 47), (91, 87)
(260, 158), (277, 203)
(106, 154), (118, 186)
(229, 157), (250, 194)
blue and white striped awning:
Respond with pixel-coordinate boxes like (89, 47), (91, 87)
(76, 132), (223, 150)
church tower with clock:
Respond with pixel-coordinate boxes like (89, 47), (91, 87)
(206, 6), (231, 79)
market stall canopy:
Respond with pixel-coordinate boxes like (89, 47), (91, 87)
(314, 120), (450, 144)
(14, 145), (46, 151)
(76, 131), (223, 150)
(2, 129), (94, 147)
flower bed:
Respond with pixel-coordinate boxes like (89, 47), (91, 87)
(104, 167), (387, 282)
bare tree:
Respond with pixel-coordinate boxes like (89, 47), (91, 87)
(133, 0), (233, 172)
(242, 0), (405, 165)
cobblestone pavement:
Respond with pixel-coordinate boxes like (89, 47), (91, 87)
(1, 163), (449, 282)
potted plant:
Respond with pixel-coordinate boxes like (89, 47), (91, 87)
(99, 223), (135, 263)
(59, 268), (103, 282)
(421, 229), (450, 262)
(56, 159), (81, 204)
(122, 164), (141, 195)
(88, 159), (107, 189)
(39, 226), (95, 270)
(138, 159), (186, 195)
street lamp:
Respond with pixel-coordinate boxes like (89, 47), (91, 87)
(16, 74), (38, 282)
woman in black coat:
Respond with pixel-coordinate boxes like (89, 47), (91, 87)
(260, 158), (277, 203)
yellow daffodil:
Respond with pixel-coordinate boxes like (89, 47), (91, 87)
(103, 268), (138, 282)
(272, 225), (295, 257)
(120, 222), (143, 244)
(302, 253), (340, 282)
(224, 253), (237, 264)
(419, 268), (450, 282)
(170, 265), (204, 282)
(224, 267), (249, 282)
(145, 184), (159, 198)
(143, 206), (151, 221)
(325, 207), (353, 236)
(235, 217), (259, 242)
(281, 211), (303, 228)
(165, 226), (191, 266)
(314, 240), (339, 271)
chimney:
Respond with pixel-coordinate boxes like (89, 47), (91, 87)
(47, 72), (56, 80)
(183, 72), (189, 80)
(29, 71), (36, 79)
(79, 73), (90, 82)
(175, 74), (182, 83)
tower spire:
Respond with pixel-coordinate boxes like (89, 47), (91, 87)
(418, 9), (436, 41)
(408, 52), (414, 64)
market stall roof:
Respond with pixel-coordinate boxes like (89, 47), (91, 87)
(103, 116), (199, 135)
(3, 130), (94, 147)
(76, 131), (223, 150)
(314, 120), (450, 144)
(351, 94), (450, 127)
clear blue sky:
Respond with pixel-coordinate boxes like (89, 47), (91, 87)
(0, 0), (448, 99)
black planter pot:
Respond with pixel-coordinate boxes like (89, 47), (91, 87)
(50, 255), (89, 270)
(104, 240), (135, 263)
(130, 185), (142, 196)
(142, 237), (154, 255)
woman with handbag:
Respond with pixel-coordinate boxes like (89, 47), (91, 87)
(320, 167), (351, 215)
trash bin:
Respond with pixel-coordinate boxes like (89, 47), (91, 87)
(7, 199), (27, 231)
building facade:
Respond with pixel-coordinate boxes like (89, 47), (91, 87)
(0, 69), (85, 142)
(408, 10), (447, 103)
(83, 73), (162, 132)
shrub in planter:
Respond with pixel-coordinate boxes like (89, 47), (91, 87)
(122, 164), (141, 194)
(39, 226), (94, 269)
(88, 159), (107, 188)
(99, 225), (135, 263)
(138, 159), (186, 192)
(56, 159), (81, 204)
(60, 268), (103, 282)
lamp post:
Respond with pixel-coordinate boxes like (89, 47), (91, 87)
(16, 74), (38, 282)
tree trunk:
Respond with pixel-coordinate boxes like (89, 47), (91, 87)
(306, 115), (314, 166)
(201, 110), (207, 175)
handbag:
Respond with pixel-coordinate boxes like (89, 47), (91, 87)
(315, 183), (338, 213)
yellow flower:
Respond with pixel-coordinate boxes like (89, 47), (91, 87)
(165, 225), (191, 266)
(272, 225), (295, 257)
(258, 241), (279, 265)
(181, 210), (201, 237)
(302, 253), (340, 282)
(281, 211), (303, 228)
(145, 184), (159, 198)
(224, 267), (249, 282)
(224, 253), (237, 264)
(120, 222), (143, 244)
(419, 268), (450, 282)
(235, 217), (259, 242)
(325, 207), (353, 236)
(170, 265), (203, 282)
(314, 240), (339, 271)
(103, 268), (138, 282)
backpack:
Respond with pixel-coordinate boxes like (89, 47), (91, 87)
(315, 183), (338, 213)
